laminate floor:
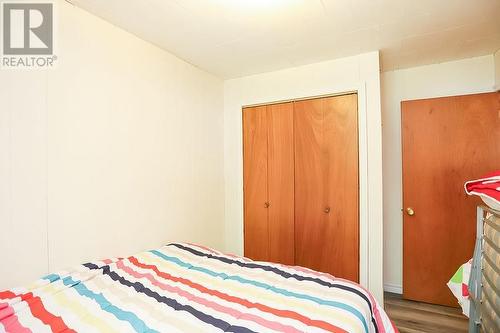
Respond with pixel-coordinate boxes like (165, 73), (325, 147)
(384, 292), (468, 333)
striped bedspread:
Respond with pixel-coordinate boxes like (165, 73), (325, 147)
(0, 243), (397, 333)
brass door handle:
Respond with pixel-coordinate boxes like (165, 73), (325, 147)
(324, 207), (331, 213)
(406, 207), (415, 216)
(264, 202), (270, 208)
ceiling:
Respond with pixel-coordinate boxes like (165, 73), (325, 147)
(70, 0), (500, 79)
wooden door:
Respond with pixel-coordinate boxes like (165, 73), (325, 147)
(267, 103), (295, 265)
(243, 103), (295, 264)
(402, 92), (500, 306)
(243, 105), (269, 261)
(294, 94), (359, 281)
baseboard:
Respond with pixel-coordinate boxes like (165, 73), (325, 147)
(384, 283), (402, 294)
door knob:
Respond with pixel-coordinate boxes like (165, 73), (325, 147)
(406, 207), (415, 216)
(324, 207), (331, 213)
(264, 202), (270, 208)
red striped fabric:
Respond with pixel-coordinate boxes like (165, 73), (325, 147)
(0, 291), (18, 300)
(129, 256), (348, 333)
(20, 293), (76, 333)
(0, 303), (31, 333)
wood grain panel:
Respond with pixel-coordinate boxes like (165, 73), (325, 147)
(324, 94), (359, 281)
(267, 102), (295, 265)
(243, 106), (269, 261)
(294, 98), (324, 272)
(402, 92), (500, 306)
(294, 94), (359, 281)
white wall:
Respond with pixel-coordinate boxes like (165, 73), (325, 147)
(0, 0), (225, 290)
(381, 55), (496, 293)
(224, 51), (385, 303)
(495, 50), (500, 90)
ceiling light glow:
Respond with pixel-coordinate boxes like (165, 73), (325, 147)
(222, 0), (289, 9)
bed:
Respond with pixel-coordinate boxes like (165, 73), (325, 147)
(0, 243), (396, 333)
(468, 206), (500, 333)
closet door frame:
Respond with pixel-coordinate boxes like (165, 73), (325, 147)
(241, 85), (370, 289)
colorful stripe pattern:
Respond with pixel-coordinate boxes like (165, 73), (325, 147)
(0, 243), (397, 333)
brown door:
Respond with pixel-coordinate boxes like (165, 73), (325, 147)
(243, 103), (294, 264)
(402, 92), (500, 306)
(243, 105), (269, 261)
(294, 94), (359, 281)
(267, 103), (295, 265)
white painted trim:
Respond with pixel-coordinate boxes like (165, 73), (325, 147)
(384, 283), (403, 294)
(357, 83), (369, 289)
(224, 51), (383, 302)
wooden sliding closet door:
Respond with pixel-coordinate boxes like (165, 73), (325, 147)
(243, 103), (294, 264)
(267, 103), (295, 265)
(294, 94), (359, 282)
(243, 106), (269, 261)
